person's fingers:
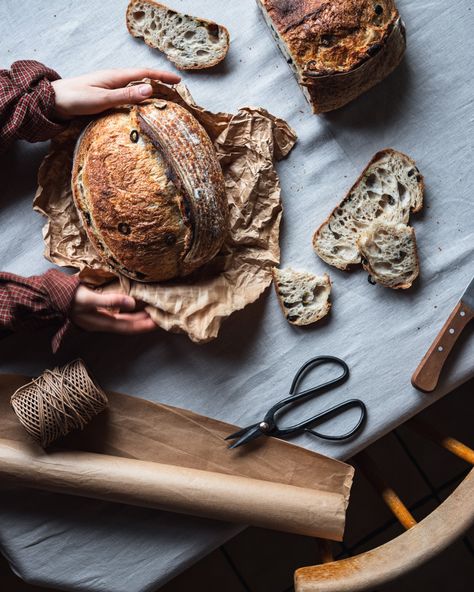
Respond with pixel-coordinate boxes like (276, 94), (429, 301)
(110, 311), (152, 322)
(88, 68), (181, 87)
(148, 70), (181, 84)
(79, 312), (157, 334)
(77, 289), (136, 312)
(96, 305), (151, 319)
(101, 83), (154, 107)
(110, 68), (181, 85)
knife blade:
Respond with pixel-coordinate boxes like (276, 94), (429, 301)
(412, 276), (474, 392)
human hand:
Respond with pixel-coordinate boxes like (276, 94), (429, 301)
(51, 68), (181, 120)
(70, 285), (157, 334)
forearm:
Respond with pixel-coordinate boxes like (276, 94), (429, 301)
(0, 269), (80, 351)
(0, 60), (66, 152)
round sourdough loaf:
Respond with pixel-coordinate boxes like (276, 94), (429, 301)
(71, 100), (228, 282)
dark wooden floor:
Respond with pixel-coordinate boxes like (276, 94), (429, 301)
(2, 380), (473, 592)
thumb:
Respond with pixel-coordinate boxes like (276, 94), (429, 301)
(103, 83), (153, 108)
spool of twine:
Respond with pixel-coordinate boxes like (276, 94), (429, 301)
(10, 359), (108, 448)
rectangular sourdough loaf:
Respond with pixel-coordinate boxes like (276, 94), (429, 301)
(257, 0), (406, 113)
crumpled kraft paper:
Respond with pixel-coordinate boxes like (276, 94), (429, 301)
(0, 374), (353, 541)
(34, 81), (297, 342)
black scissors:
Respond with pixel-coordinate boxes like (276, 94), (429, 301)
(226, 356), (366, 449)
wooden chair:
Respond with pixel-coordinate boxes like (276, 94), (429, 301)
(295, 417), (474, 591)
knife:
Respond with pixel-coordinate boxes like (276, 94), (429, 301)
(412, 276), (474, 392)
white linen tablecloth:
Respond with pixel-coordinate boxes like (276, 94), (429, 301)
(0, 1), (472, 590)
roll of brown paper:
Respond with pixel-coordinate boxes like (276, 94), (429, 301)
(0, 438), (345, 540)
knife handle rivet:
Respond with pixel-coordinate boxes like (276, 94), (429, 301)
(449, 328), (455, 334)
(438, 346), (444, 352)
(460, 310), (466, 317)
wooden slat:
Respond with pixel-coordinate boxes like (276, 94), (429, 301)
(408, 417), (474, 465)
(355, 451), (417, 530)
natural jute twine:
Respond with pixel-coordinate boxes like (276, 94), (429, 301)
(10, 359), (108, 448)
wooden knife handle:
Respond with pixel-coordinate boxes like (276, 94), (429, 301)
(411, 301), (473, 392)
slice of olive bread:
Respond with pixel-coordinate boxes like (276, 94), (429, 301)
(273, 268), (331, 326)
(357, 222), (419, 289)
(126, 0), (230, 70)
(312, 149), (423, 273)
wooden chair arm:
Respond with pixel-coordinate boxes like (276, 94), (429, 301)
(295, 468), (474, 592)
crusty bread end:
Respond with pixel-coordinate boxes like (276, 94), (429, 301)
(256, 0), (406, 113)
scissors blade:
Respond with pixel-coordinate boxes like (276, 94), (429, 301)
(225, 423), (259, 441)
(227, 424), (264, 449)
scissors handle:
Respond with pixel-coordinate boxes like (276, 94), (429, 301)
(263, 356), (366, 441)
(304, 399), (367, 441)
(263, 356), (349, 427)
(289, 356), (349, 397)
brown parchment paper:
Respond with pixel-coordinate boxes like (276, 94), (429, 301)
(0, 374), (353, 541)
(33, 81), (297, 342)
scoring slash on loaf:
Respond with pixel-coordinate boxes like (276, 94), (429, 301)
(256, 0), (406, 113)
(126, 0), (230, 70)
(312, 149), (424, 289)
(71, 100), (229, 283)
(273, 268), (332, 325)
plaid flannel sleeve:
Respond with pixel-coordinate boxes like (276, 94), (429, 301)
(0, 270), (80, 352)
(0, 60), (66, 152)
(0, 63), (77, 350)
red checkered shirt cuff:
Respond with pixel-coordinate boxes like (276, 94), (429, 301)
(0, 60), (66, 151)
(0, 269), (80, 352)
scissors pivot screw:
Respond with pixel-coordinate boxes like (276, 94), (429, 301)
(259, 421), (270, 432)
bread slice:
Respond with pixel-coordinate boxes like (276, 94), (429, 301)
(357, 222), (419, 289)
(256, 0), (406, 113)
(272, 268), (331, 326)
(126, 0), (230, 70)
(312, 149), (423, 271)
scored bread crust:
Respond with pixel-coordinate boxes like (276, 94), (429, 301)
(257, 0), (406, 113)
(126, 0), (230, 70)
(312, 148), (424, 271)
(136, 100), (229, 273)
(71, 101), (228, 283)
